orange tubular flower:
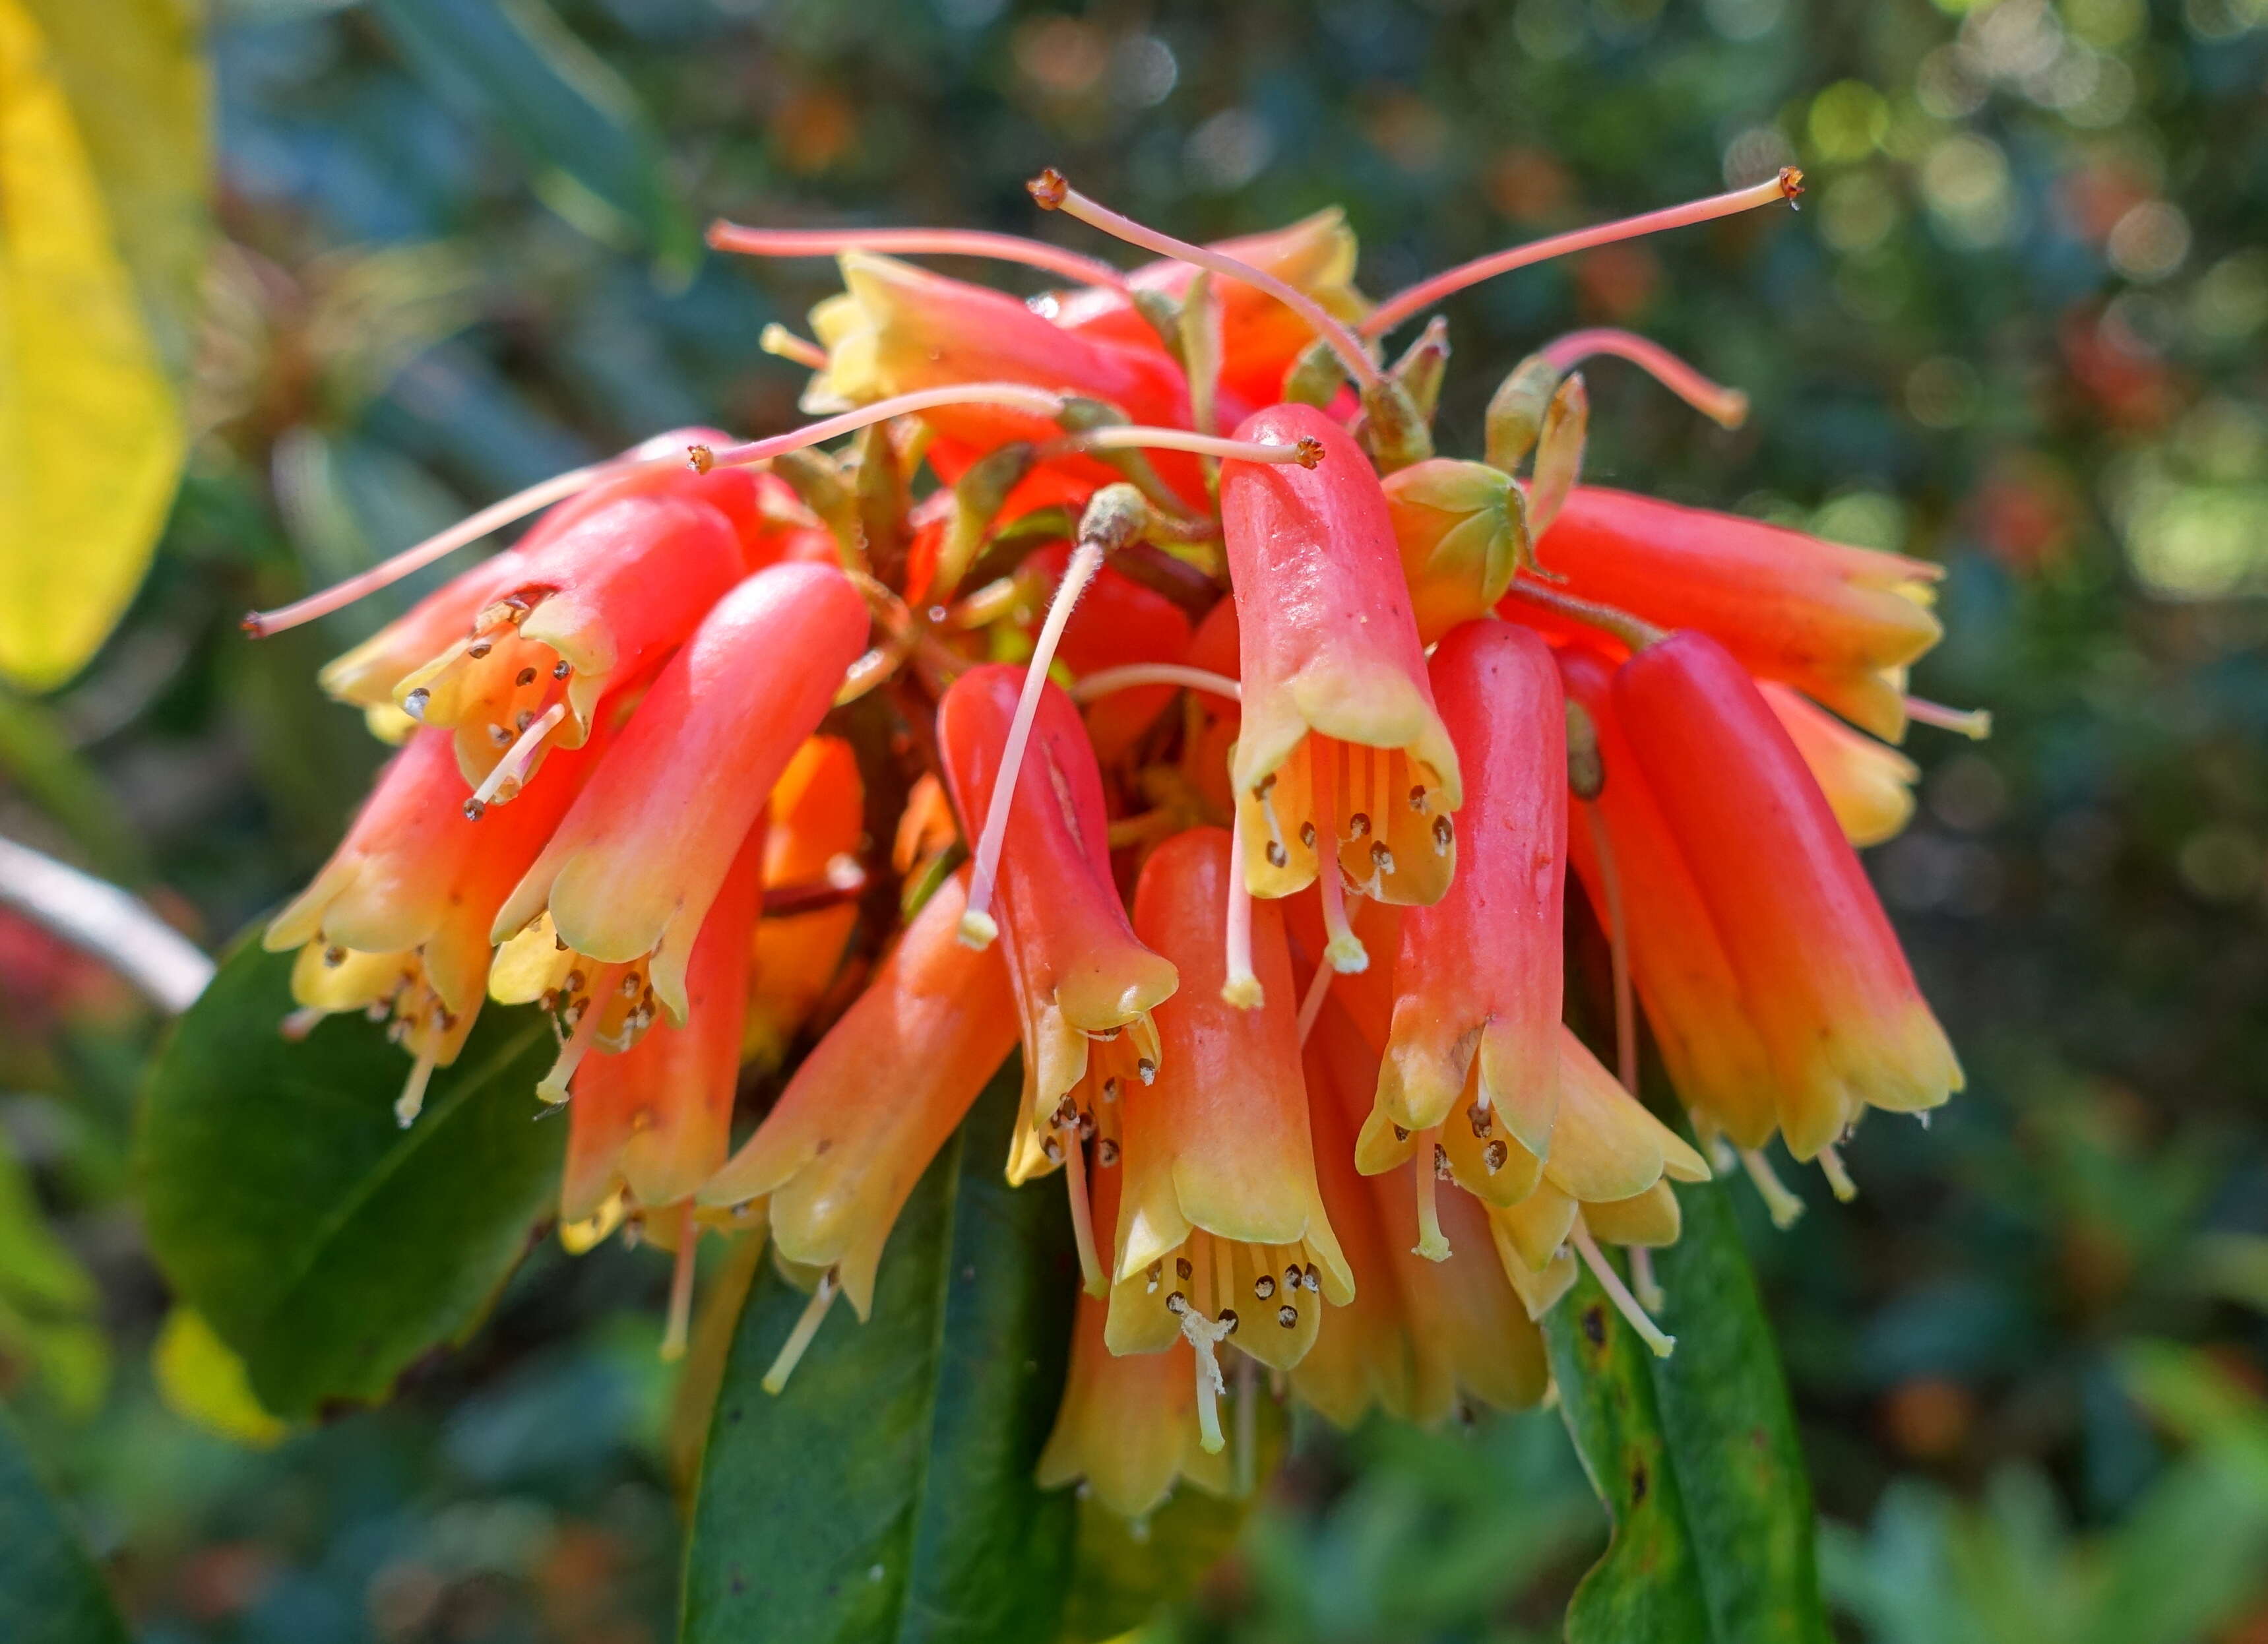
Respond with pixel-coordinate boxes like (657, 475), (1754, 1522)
(1521, 486), (1945, 742)
(391, 488), (750, 806)
(1614, 630), (1962, 1158)
(265, 724), (605, 1125)
(560, 821), (765, 1228)
(936, 666), (1179, 1286)
(744, 737), (865, 1069)
(1557, 643), (1781, 1153)
(490, 563), (869, 1100)
(1108, 829), (1352, 1452)
(1220, 404), (1463, 956)
(1762, 683), (1919, 848)
(1037, 1145), (1233, 1519)
(1366, 622), (1566, 1212)
(696, 869), (1017, 1331)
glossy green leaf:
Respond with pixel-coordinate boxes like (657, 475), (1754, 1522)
(1544, 1177), (1829, 1644)
(0, 1403), (129, 1644)
(137, 939), (563, 1418)
(680, 1062), (1079, 1644)
(369, 0), (698, 270)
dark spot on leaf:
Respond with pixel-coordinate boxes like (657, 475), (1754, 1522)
(1630, 1461), (1649, 1504)
(730, 1569), (745, 1596)
(726, 1405), (742, 1423)
(1581, 1304), (1607, 1347)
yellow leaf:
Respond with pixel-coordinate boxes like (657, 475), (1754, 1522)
(153, 1306), (289, 1449)
(0, 0), (193, 688)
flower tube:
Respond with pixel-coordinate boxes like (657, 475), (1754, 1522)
(265, 723), (605, 1125)
(937, 666), (1179, 1286)
(1522, 487), (1944, 742)
(1368, 621), (1565, 1208)
(1613, 630), (1962, 1158)
(1036, 1147), (1234, 1519)
(1220, 404), (1463, 943)
(1107, 829), (1352, 1451)
(1761, 683), (1919, 848)
(745, 737), (865, 1069)
(490, 563), (869, 1098)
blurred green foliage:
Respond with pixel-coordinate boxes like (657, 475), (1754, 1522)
(3, 0), (2267, 1637)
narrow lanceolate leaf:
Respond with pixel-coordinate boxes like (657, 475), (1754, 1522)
(1544, 1177), (1830, 1644)
(681, 1063), (1079, 1644)
(0, 0), (203, 689)
(0, 1405), (129, 1644)
(137, 940), (563, 1420)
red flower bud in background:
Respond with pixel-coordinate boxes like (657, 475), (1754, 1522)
(744, 737), (866, 1069)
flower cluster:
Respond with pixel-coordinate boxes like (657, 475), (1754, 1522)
(253, 162), (1976, 1513)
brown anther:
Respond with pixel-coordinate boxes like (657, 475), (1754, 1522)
(1433, 1144), (1453, 1180)
(1253, 773), (1276, 799)
(1469, 1102), (1492, 1138)
(516, 667), (538, 687)
(403, 688), (431, 717)
(1779, 165), (1806, 206)
(1077, 1111), (1096, 1140)
(1484, 1139), (1510, 1173)
(1393, 1123), (1410, 1143)
(1043, 1137), (1065, 1164)
(515, 710), (535, 732)
(1147, 1260), (1162, 1292)
(1102, 1077), (1120, 1103)
(1026, 167), (1069, 210)
(1254, 1274), (1277, 1300)
(323, 945), (346, 967)
(540, 990), (559, 1013)
(487, 724), (512, 747)
(1137, 1057), (1156, 1084)
(1408, 784), (1428, 812)
(1432, 816), (1453, 854)
(1219, 1309), (1241, 1334)
(1292, 435), (1325, 468)
(686, 443), (716, 474)
(462, 798), (486, 821)
(554, 932), (569, 951)
(1371, 842), (1397, 875)
(552, 659), (571, 680)
(1266, 840), (1288, 868)
(565, 970), (585, 993)
(1053, 1097), (1078, 1129)
(621, 974), (642, 999)
(1097, 1137), (1119, 1166)
(469, 639), (494, 660)
(1165, 1289), (1188, 1315)
(1092, 1026), (1121, 1042)
(1276, 1304), (1299, 1328)
(1299, 821), (1317, 848)
(1282, 1264), (1303, 1290)
(1348, 813), (1371, 839)
(387, 1020), (409, 1044)
(1302, 1262), (1320, 1292)
(1175, 1256), (1193, 1281)
(240, 611), (267, 637)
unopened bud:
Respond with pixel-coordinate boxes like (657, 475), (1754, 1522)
(1484, 353), (1563, 474)
(1390, 315), (1451, 424)
(1359, 377), (1434, 474)
(1076, 483), (1154, 557)
(1281, 337), (1346, 408)
(931, 442), (1038, 603)
(1383, 458), (1531, 643)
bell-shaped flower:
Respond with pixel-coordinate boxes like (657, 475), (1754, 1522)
(1383, 460), (1528, 645)
(745, 736), (865, 1069)
(1106, 828), (1352, 1451)
(559, 821), (765, 1232)
(1521, 486), (1944, 741)
(695, 868), (1017, 1330)
(1613, 630), (1963, 1157)
(1366, 622), (1565, 1207)
(937, 665), (1179, 1286)
(1557, 644), (1782, 1153)
(1036, 1146), (1233, 1518)
(1220, 404), (1462, 937)
(490, 563), (869, 1099)
(265, 722), (604, 1124)
(1762, 683), (1918, 848)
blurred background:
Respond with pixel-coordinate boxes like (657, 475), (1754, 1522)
(6, 0), (2268, 1638)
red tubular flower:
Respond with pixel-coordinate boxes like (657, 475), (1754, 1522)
(1037, 1144), (1232, 1518)
(1038, 546), (1196, 766)
(1614, 630), (1962, 1157)
(560, 821), (765, 1226)
(745, 737), (865, 1069)
(265, 722), (606, 1123)
(1220, 404), (1462, 959)
(1762, 683), (1919, 848)
(696, 868), (1017, 1324)
(1519, 486), (1944, 741)
(936, 665), (1179, 1286)
(1368, 622), (1565, 1206)
(1106, 828), (1352, 1449)
(490, 563), (869, 1098)
(1556, 643), (1781, 1151)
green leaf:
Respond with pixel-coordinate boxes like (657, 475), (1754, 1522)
(1057, 1472), (1249, 1644)
(137, 938), (564, 1418)
(369, 0), (699, 272)
(680, 1062), (1079, 1644)
(1544, 1177), (1830, 1644)
(0, 0), (204, 689)
(0, 1403), (129, 1644)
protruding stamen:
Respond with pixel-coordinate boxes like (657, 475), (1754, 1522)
(1539, 328), (1750, 429)
(1063, 427), (1323, 468)
(1584, 805), (1639, 1097)
(1069, 664), (1242, 705)
(1312, 751), (1368, 972)
(395, 1048), (439, 1128)
(708, 219), (1130, 291)
(1295, 956), (1335, 1046)
(1412, 1131), (1451, 1261)
(537, 964), (622, 1104)
(1571, 1221), (1676, 1358)
(280, 1005), (325, 1041)
(1362, 168), (1805, 339)
(1817, 1142), (1858, 1203)
(1028, 168), (1382, 391)
(1629, 1246), (1666, 1313)
(1181, 1304), (1232, 1454)
(661, 1203), (699, 1362)
(1222, 804), (1264, 1009)
(757, 323), (830, 369)
(470, 701), (569, 810)
(961, 531), (1110, 949)
(1740, 1147), (1807, 1230)
(762, 1272), (838, 1394)
(1063, 1130), (1104, 1295)
(1905, 697), (1993, 740)
(703, 383), (1067, 474)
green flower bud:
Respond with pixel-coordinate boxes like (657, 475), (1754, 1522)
(1383, 458), (1531, 644)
